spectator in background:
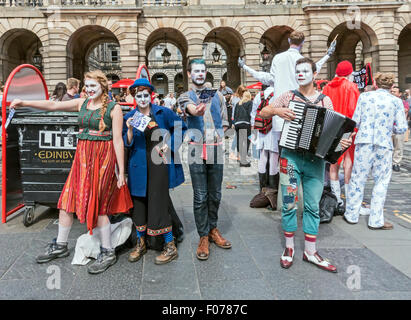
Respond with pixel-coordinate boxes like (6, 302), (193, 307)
(219, 80), (234, 128)
(62, 78), (80, 101)
(401, 92), (410, 142)
(229, 85), (247, 160)
(50, 82), (67, 101)
(391, 85), (407, 172)
(114, 94), (121, 103)
(125, 88), (134, 104)
(108, 80), (113, 100)
(233, 90), (253, 167)
(164, 93), (176, 110)
(0, 83), (4, 102)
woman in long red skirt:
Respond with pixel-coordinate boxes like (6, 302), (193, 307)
(11, 70), (133, 274)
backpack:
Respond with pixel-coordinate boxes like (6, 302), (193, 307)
(254, 91), (274, 134)
(319, 187), (337, 223)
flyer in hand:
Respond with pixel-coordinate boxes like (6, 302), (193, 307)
(130, 111), (151, 132)
(1, 108), (16, 131)
(198, 89), (217, 104)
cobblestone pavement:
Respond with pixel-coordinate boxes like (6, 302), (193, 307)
(1, 137), (411, 300)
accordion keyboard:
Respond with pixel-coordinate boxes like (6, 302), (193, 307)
(279, 100), (306, 150)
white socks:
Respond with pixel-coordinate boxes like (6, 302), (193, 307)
(330, 180), (343, 205)
(344, 184), (349, 200)
(56, 224), (71, 244)
(98, 223), (112, 250)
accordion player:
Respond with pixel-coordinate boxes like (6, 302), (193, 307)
(279, 99), (356, 164)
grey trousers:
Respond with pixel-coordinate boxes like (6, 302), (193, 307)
(392, 133), (404, 165)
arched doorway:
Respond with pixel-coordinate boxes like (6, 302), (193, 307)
(206, 72), (214, 87)
(327, 23), (379, 79)
(0, 29), (44, 82)
(67, 26), (120, 81)
(203, 27), (245, 90)
(174, 73), (184, 97)
(398, 24), (411, 91)
(152, 73), (169, 98)
(260, 26), (293, 72)
(145, 28), (188, 90)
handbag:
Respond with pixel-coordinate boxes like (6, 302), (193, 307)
(319, 187), (337, 223)
(109, 184), (133, 214)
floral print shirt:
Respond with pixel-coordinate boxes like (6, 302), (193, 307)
(352, 89), (408, 150)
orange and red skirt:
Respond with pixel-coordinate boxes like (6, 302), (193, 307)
(57, 139), (133, 233)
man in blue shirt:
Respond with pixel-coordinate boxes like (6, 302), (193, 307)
(177, 59), (230, 261)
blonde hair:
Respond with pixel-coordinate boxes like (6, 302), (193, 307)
(67, 78), (80, 90)
(234, 85), (247, 98)
(84, 70), (109, 132)
(240, 91), (252, 104)
(374, 72), (395, 90)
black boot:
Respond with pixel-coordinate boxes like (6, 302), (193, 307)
(258, 172), (268, 192)
(268, 174), (279, 191)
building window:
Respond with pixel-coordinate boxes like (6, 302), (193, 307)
(111, 50), (118, 62)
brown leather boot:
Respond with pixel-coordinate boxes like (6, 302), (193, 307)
(128, 236), (147, 262)
(208, 228), (232, 249)
(196, 236), (210, 261)
(155, 241), (178, 265)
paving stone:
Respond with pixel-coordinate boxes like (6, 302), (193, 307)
(0, 233), (37, 273)
(68, 253), (142, 300)
(141, 259), (199, 296)
(141, 293), (202, 300)
(199, 278), (278, 300)
(0, 279), (68, 300)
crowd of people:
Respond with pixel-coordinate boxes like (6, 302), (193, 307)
(7, 29), (410, 276)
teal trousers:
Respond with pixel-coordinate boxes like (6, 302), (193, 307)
(279, 149), (325, 235)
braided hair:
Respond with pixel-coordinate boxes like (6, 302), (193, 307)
(84, 70), (110, 132)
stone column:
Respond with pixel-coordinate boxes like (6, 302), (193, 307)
(242, 38), (262, 87)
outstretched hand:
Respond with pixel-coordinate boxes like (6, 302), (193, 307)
(10, 99), (23, 109)
(238, 57), (245, 68)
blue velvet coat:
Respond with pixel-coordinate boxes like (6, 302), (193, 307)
(123, 104), (187, 197)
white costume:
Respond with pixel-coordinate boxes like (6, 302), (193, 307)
(345, 89), (408, 227)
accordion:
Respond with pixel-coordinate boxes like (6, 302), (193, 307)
(279, 100), (356, 164)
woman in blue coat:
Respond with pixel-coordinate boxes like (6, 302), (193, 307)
(123, 78), (187, 265)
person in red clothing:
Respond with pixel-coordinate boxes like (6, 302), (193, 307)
(322, 61), (360, 211)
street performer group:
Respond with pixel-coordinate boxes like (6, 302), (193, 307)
(9, 29), (407, 276)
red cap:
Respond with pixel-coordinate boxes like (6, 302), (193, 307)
(336, 61), (353, 77)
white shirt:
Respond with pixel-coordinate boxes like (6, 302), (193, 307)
(244, 48), (330, 131)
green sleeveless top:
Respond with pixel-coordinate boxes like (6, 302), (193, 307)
(77, 98), (117, 141)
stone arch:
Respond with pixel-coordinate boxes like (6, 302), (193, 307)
(144, 27), (189, 90)
(398, 23), (411, 91)
(66, 25), (120, 81)
(326, 22), (379, 79)
(0, 28), (45, 82)
(203, 27), (245, 89)
(151, 72), (169, 98)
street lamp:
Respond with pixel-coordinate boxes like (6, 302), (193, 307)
(33, 40), (43, 72)
(162, 33), (171, 64)
(260, 38), (270, 61)
(212, 32), (221, 63)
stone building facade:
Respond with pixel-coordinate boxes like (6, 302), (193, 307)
(0, 0), (410, 94)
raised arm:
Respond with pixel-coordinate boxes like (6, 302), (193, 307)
(238, 57), (275, 87)
(111, 104), (126, 188)
(10, 98), (83, 112)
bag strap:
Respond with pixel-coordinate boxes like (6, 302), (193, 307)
(291, 90), (326, 106)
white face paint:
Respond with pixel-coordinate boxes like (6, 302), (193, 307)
(190, 63), (206, 86)
(135, 89), (151, 108)
(85, 79), (102, 100)
(295, 63), (314, 86)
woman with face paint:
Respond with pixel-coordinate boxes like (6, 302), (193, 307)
(260, 58), (353, 273)
(123, 78), (187, 265)
(10, 70), (133, 275)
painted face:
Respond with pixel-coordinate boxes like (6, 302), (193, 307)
(295, 63), (314, 86)
(135, 89), (151, 108)
(190, 63), (206, 86)
(85, 79), (102, 100)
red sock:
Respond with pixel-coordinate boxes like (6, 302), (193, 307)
(284, 231), (295, 249)
(304, 234), (317, 255)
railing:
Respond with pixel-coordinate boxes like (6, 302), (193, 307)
(142, 0), (187, 6)
(0, 0), (140, 6)
(247, 0), (302, 4)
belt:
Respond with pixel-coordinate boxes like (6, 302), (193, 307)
(189, 140), (223, 161)
(79, 128), (112, 137)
